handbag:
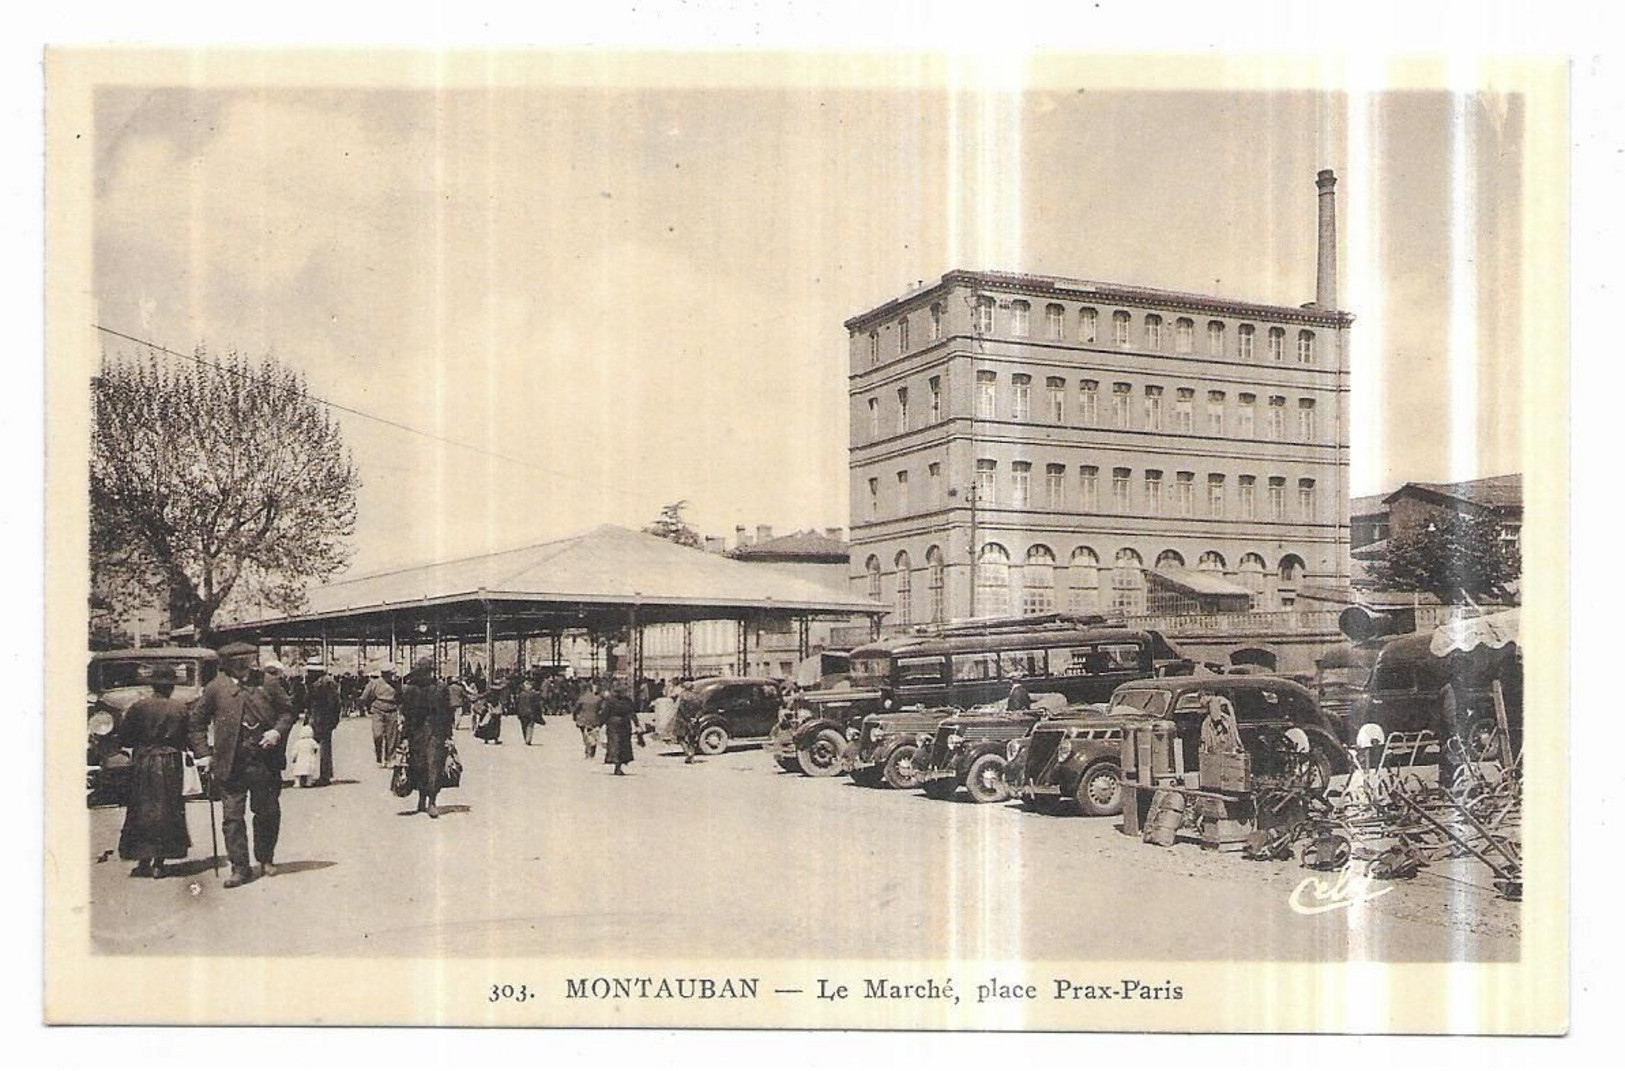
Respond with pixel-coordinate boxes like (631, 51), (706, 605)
(389, 738), (414, 797)
(442, 740), (464, 788)
(180, 751), (204, 798)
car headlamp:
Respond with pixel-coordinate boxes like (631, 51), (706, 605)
(88, 711), (116, 737)
(1005, 739), (1023, 761)
(868, 725), (883, 742)
(846, 726), (860, 741)
(947, 733), (964, 748)
(1055, 738), (1073, 762)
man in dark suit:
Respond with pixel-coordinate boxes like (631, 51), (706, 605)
(189, 642), (296, 888)
(306, 667), (342, 786)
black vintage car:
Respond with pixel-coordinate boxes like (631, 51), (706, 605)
(1004, 703), (1127, 816)
(912, 696), (1073, 804)
(86, 647), (218, 804)
(844, 706), (958, 789)
(675, 677), (785, 755)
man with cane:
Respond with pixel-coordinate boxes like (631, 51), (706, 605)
(189, 642), (296, 888)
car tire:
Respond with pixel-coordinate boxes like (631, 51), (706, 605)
(881, 744), (925, 791)
(1074, 760), (1124, 817)
(964, 753), (1011, 804)
(797, 728), (846, 778)
(922, 777), (958, 800)
(696, 725), (729, 756)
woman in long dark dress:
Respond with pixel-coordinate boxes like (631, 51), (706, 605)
(600, 684), (640, 775)
(117, 665), (192, 877)
(400, 657), (455, 818)
(472, 681), (503, 744)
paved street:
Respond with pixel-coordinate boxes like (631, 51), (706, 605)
(87, 715), (1519, 962)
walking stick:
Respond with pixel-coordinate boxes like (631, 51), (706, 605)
(206, 766), (220, 875)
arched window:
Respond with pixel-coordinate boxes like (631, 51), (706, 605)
(1239, 553), (1267, 608)
(1111, 548), (1145, 613)
(926, 545), (946, 623)
(1022, 545), (1056, 615)
(1198, 551), (1226, 572)
(894, 551), (913, 625)
(1278, 554), (1306, 610)
(865, 556), (882, 602)
(1068, 546), (1100, 612)
(976, 543), (1011, 616)
(1155, 549), (1185, 570)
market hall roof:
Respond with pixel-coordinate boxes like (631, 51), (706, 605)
(210, 524), (883, 639)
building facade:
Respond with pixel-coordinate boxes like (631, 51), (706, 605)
(845, 173), (1352, 625)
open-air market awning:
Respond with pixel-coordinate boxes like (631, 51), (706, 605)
(205, 524), (883, 677)
(1430, 608), (1520, 657)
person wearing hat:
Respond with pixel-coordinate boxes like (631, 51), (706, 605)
(306, 665), (341, 786)
(360, 665), (403, 766)
(116, 664), (193, 878)
(1005, 672), (1032, 712)
(399, 656), (455, 817)
(599, 680), (641, 776)
(189, 641), (297, 887)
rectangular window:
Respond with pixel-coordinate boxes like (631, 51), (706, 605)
(930, 303), (943, 341)
(929, 376), (942, 423)
(1207, 320), (1225, 357)
(1268, 327), (1285, 362)
(1207, 474), (1226, 517)
(1046, 303), (1064, 341)
(896, 470), (909, 512)
(1011, 374), (1031, 421)
(974, 296), (996, 334)
(975, 458), (996, 505)
(898, 316), (910, 355)
(1078, 380), (1099, 424)
(1175, 318), (1194, 353)
(952, 651), (1000, 683)
(928, 461), (942, 503)
(1079, 465), (1099, 511)
(1238, 393), (1256, 438)
(868, 397), (880, 439)
(1112, 311), (1131, 347)
(976, 370), (997, 419)
(1175, 471), (1195, 517)
(1145, 314), (1163, 350)
(1045, 463), (1066, 508)
(1268, 396), (1286, 441)
(1009, 300), (1031, 337)
(1144, 385), (1163, 431)
(1112, 467), (1132, 512)
(1011, 461), (1031, 508)
(896, 386), (909, 433)
(1298, 478), (1317, 519)
(1174, 388), (1195, 433)
(867, 477), (879, 520)
(1080, 307), (1098, 343)
(868, 331), (879, 365)
(1239, 475), (1257, 519)
(1238, 324), (1255, 360)
(1268, 476), (1287, 520)
(1298, 330), (1316, 364)
(1207, 390), (1226, 435)
(1144, 469), (1163, 515)
(1298, 398), (1317, 441)
(1047, 377), (1065, 423)
(1112, 383), (1132, 428)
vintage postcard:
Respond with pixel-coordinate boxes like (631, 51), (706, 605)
(42, 47), (1568, 1032)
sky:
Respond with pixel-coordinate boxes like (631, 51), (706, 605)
(93, 77), (1526, 576)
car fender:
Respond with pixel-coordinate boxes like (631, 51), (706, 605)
(952, 740), (1008, 779)
(791, 716), (845, 750)
(1299, 725), (1352, 775)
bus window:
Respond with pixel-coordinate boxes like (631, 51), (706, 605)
(1000, 649), (1048, 679)
(1050, 648), (1092, 677)
(1097, 643), (1144, 672)
(951, 652), (1000, 682)
(896, 657), (945, 687)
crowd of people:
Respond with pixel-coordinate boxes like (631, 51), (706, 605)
(113, 652), (698, 889)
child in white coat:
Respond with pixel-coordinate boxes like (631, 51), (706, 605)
(288, 722), (321, 788)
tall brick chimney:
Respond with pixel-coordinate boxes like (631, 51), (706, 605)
(1315, 169), (1338, 309)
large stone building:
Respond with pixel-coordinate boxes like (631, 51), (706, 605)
(846, 172), (1352, 625)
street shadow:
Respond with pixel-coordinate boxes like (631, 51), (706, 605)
(318, 778), (363, 787)
(268, 859), (337, 874)
(436, 804), (472, 815)
(163, 855), (226, 877)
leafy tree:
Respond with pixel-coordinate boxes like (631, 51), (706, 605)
(91, 348), (360, 645)
(643, 499), (703, 549)
(1365, 510), (1521, 603)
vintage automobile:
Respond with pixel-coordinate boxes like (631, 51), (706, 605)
(671, 676), (785, 756)
(775, 615), (1181, 778)
(912, 694), (1073, 803)
(1003, 703), (1127, 816)
(86, 647), (219, 804)
(843, 705), (959, 789)
(1107, 674), (1352, 791)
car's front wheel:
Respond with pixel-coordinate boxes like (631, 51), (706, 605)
(696, 724), (730, 756)
(964, 753), (1011, 804)
(798, 728), (846, 778)
(881, 744), (924, 790)
(1074, 760), (1124, 817)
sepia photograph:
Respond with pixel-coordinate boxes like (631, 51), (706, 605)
(41, 38), (1569, 1034)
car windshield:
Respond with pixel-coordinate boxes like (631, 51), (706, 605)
(1108, 690), (1170, 718)
(90, 658), (202, 690)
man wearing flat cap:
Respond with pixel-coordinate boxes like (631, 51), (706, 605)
(189, 641), (297, 887)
